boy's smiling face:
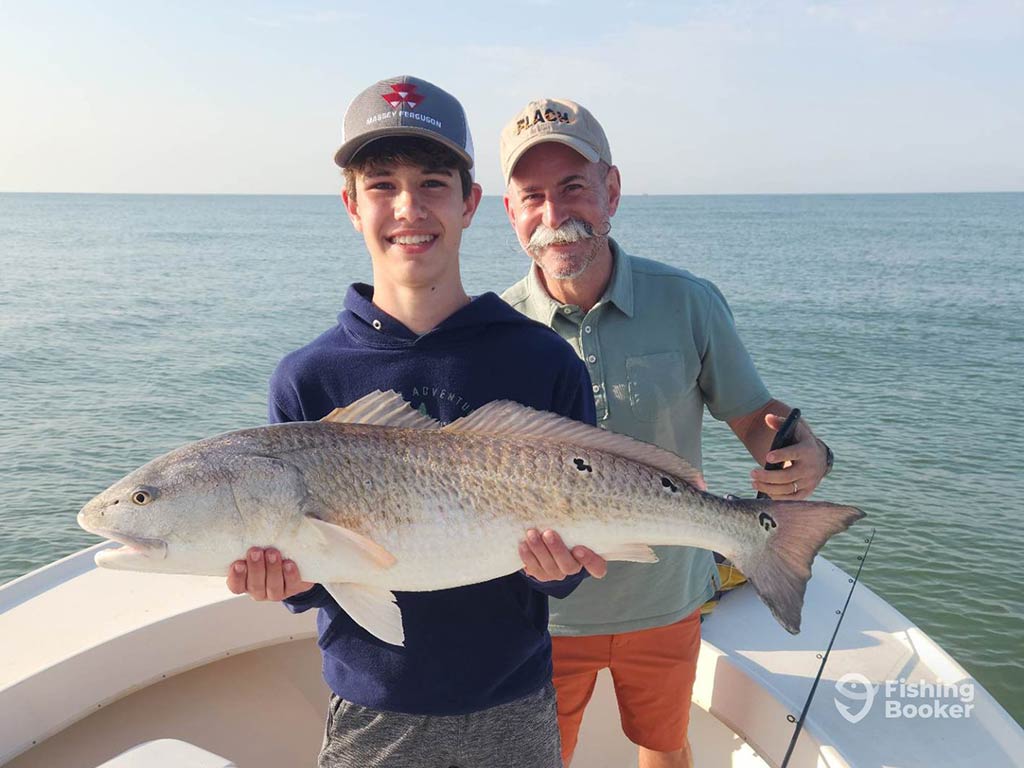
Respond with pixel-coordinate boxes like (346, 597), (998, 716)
(344, 161), (482, 292)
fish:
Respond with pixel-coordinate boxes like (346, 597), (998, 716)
(77, 390), (865, 645)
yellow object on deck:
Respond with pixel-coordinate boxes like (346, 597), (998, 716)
(701, 558), (748, 616)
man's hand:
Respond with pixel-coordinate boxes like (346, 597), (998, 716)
(749, 414), (829, 500)
(519, 529), (608, 581)
(226, 547), (315, 601)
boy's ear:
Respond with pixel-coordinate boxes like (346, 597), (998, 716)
(462, 182), (484, 228)
(341, 187), (362, 232)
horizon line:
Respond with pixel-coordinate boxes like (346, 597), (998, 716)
(2, 189), (1023, 198)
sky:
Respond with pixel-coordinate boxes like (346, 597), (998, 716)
(1, 0), (1022, 195)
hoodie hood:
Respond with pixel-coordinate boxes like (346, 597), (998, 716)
(268, 280), (593, 427)
(339, 283), (541, 350)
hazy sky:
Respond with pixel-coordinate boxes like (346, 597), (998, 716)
(2, 0), (1022, 194)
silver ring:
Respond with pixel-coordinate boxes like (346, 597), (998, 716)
(792, 481), (799, 494)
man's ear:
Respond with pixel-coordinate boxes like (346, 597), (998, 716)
(341, 187), (362, 232)
(605, 165), (622, 218)
(461, 182), (484, 228)
(503, 192), (516, 227)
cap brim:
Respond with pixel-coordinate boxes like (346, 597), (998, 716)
(502, 134), (601, 186)
(334, 127), (474, 170)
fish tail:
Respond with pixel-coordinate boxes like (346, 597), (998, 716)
(730, 499), (865, 634)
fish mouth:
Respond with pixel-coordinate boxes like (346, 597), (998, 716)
(80, 520), (169, 563)
(97, 531), (168, 561)
(102, 531), (167, 556)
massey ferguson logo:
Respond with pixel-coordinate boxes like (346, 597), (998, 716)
(382, 83), (424, 110)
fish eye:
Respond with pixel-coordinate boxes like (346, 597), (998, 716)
(131, 488), (154, 506)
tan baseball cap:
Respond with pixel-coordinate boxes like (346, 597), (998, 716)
(499, 98), (612, 186)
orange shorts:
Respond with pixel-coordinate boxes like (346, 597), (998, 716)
(551, 609), (701, 760)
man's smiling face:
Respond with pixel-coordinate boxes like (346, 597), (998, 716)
(504, 142), (621, 282)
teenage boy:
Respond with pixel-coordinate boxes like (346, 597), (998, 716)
(227, 77), (606, 768)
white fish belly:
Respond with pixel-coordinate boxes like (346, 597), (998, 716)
(301, 494), (744, 593)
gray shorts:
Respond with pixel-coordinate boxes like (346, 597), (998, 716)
(317, 683), (562, 768)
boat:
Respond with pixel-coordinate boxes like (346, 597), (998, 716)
(1, 542), (1021, 767)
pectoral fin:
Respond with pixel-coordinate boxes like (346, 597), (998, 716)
(598, 544), (659, 563)
(303, 517), (397, 569)
(323, 582), (405, 646)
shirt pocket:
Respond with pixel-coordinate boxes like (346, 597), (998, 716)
(625, 351), (692, 423)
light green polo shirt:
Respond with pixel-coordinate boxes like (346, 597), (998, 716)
(502, 239), (771, 635)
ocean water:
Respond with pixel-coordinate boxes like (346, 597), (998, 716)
(1, 192), (1021, 723)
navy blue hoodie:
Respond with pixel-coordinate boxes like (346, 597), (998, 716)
(271, 284), (596, 715)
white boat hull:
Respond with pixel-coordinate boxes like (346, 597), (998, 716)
(1, 544), (1021, 767)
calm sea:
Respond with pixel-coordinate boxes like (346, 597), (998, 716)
(1, 192), (1021, 722)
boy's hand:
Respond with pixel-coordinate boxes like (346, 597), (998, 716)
(226, 547), (314, 601)
(519, 529), (608, 581)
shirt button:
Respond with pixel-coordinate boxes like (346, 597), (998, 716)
(584, 325), (592, 333)
(587, 355), (597, 364)
(592, 384), (600, 393)
(562, 307), (572, 314)
(372, 319), (382, 330)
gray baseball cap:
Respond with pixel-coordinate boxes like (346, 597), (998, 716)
(334, 75), (475, 173)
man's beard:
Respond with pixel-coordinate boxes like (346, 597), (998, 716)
(527, 218), (605, 280)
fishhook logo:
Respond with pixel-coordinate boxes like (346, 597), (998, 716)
(834, 673), (877, 723)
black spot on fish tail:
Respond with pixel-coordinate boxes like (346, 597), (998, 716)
(758, 512), (777, 531)
(573, 458), (593, 473)
(661, 477), (679, 493)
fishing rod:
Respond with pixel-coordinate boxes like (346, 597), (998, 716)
(779, 526), (876, 768)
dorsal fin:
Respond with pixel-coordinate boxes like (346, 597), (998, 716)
(443, 400), (706, 490)
(321, 390), (441, 430)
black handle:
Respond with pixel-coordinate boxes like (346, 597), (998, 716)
(756, 408), (801, 499)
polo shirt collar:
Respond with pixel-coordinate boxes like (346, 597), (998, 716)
(604, 239), (635, 318)
(523, 261), (564, 326)
(521, 238), (635, 320)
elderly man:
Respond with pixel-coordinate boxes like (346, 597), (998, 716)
(500, 99), (834, 768)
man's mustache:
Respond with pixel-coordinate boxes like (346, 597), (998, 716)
(527, 218), (597, 252)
